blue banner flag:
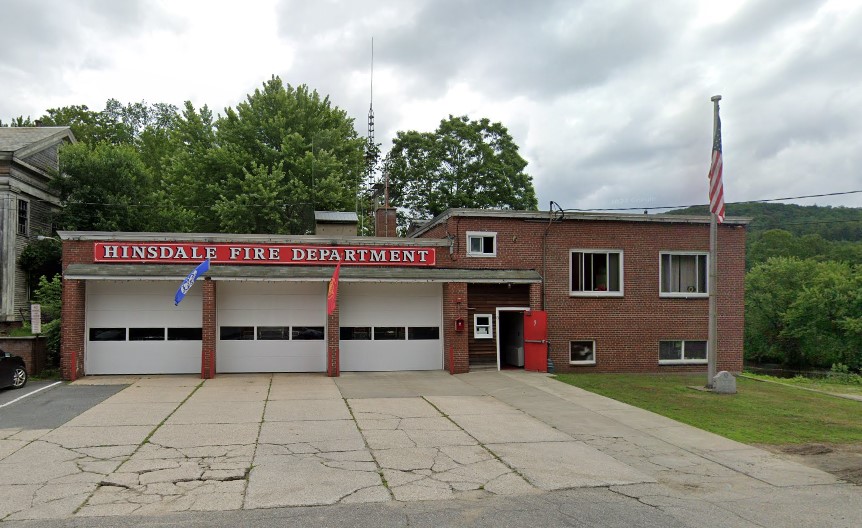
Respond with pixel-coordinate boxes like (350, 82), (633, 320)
(174, 259), (210, 306)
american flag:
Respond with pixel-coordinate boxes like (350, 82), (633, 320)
(708, 104), (725, 223)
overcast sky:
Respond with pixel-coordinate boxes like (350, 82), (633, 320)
(2, 0), (860, 211)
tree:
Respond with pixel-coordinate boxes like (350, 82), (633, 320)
(385, 115), (538, 223)
(17, 239), (62, 294)
(207, 76), (366, 234)
(51, 142), (159, 232)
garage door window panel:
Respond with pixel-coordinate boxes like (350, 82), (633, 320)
(167, 328), (203, 341)
(340, 327), (372, 340)
(90, 328), (126, 341)
(408, 327), (440, 340)
(220, 326), (255, 340)
(375, 327), (406, 340)
(257, 326), (290, 340)
(292, 326), (325, 340)
(129, 328), (166, 341)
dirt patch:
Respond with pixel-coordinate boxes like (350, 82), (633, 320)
(758, 443), (862, 485)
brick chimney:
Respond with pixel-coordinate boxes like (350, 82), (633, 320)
(375, 207), (397, 237)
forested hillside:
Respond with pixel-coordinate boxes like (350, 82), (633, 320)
(669, 202), (862, 370)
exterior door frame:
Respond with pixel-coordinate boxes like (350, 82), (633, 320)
(495, 306), (530, 371)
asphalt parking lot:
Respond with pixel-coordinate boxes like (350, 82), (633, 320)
(0, 371), (860, 527)
(0, 382), (125, 429)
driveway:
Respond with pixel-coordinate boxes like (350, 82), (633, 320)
(0, 371), (859, 526)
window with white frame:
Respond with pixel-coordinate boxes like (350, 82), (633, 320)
(660, 253), (707, 296)
(570, 340), (596, 365)
(659, 340), (707, 364)
(17, 199), (28, 236)
(474, 314), (493, 339)
(570, 250), (623, 295)
(467, 231), (496, 257)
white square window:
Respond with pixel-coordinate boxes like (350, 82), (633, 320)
(660, 253), (708, 297)
(659, 340), (708, 364)
(570, 250), (623, 296)
(467, 231), (496, 257)
(474, 314), (493, 339)
(570, 340), (596, 365)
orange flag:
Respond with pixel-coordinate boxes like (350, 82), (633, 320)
(326, 261), (341, 315)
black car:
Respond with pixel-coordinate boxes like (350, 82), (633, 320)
(0, 350), (28, 389)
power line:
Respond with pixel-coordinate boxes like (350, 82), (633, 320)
(560, 189), (862, 213)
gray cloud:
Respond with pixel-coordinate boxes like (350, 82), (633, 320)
(1, 0), (860, 212)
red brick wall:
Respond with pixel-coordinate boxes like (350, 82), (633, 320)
(375, 207), (398, 238)
(0, 337), (46, 375)
(443, 282), (469, 374)
(327, 303), (340, 377)
(421, 216), (746, 374)
(60, 279), (85, 380)
(201, 278), (216, 379)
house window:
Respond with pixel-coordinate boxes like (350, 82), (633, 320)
(474, 314), (493, 339)
(17, 199), (28, 235)
(660, 253), (708, 296)
(570, 250), (623, 295)
(659, 340), (708, 364)
(570, 340), (596, 365)
(467, 231), (496, 257)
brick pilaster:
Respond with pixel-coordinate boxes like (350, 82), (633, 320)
(201, 278), (217, 379)
(443, 282), (469, 374)
(327, 303), (340, 377)
(60, 279), (85, 381)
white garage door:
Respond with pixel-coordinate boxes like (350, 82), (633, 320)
(216, 281), (326, 373)
(340, 283), (442, 371)
(86, 281), (202, 375)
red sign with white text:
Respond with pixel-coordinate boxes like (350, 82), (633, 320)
(94, 243), (436, 266)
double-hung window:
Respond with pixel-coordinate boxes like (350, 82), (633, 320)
(467, 232), (496, 257)
(570, 250), (623, 296)
(660, 253), (708, 297)
(17, 199), (28, 236)
(474, 314), (492, 339)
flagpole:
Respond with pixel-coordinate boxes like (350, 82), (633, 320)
(707, 95), (721, 388)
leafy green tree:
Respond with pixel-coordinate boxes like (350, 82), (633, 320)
(782, 262), (862, 369)
(34, 275), (62, 365)
(385, 115), (537, 222)
(745, 257), (819, 366)
(51, 142), (159, 231)
(17, 239), (62, 293)
(208, 76), (366, 234)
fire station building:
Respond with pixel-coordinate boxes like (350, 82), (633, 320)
(59, 208), (747, 380)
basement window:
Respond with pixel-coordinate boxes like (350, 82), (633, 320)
(467, 231), (496, 257)
(569, 340), (596, 365)
(659, 340), (708, 364)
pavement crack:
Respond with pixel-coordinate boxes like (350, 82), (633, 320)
(241, 374), (272, 509)
(345, 398), (395, 499)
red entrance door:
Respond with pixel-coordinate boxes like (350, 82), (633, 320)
(523, 310), (548, 372)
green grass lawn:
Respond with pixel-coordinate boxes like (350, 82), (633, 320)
(554, 373), (862, 445)
(741, 372), (862, 397)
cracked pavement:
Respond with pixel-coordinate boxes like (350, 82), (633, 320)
(0, 370), (860, 527)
